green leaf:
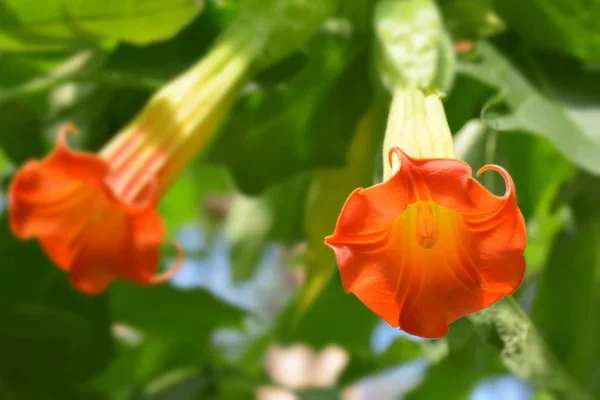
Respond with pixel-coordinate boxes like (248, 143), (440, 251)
(374, 0), (455, 92)
(438, 0), (505, 39)
(0, 50), (102, 105)
(278, 276), (379, 354)
(208, 29), (371, 194)
(0, 215), (114, 398)
(98, 283), (246, 395)
(0, 99), (45, 164)
(458, 41), (600, 175)
(109, 283), (245, 343)
(532, 174), (600, 391)
(225, 173), (310, 281)
(0, 0), (203, 50)
(337, 0), (376, 33)
(469, 297), (591, 399)
(493, 133), (574, 277)
(444, 74), (496, 134)
(232, 0), (339, 69)
(493, 0), (600, 62)
(340, 337), (422, 385)
(159, 170), (202, 237)
(103, 5), (230, 84)
(407, 320), (505, 400)
(0, 53), (65, 92)
(532, 221), (598, 389)
(297, 388), (340, 400)
(296, 108), (380, 318)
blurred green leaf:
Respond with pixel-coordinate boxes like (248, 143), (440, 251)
(296, 108), (379, 318)
(0, 98), (44, 163)
(0, 53), (65, 91)
(0, 215), (114, 399)
(233, 0), (338, 69)
(444, 75), (495, 134)
(104, 5), (229, 84)
(532, 174), (600, 391)
(110, 283), (245, 343)
(407, 321), (504, 400)
(159, 170), (202, 237)
(297, 388), (340, 400)
(337, 0), (376, 33)
(133, 368), (210, 400)
(493, 133), (574, 277)
(0, 145), (10, 173)
(459, 41), (600, 175)
(0, 0), (203, 50)
(209, 29), (371, 194)
(438, 0), (505, 39)
(493, 0), (600, 62)
(278, 276), (379, 354)
(523, 51), (600, 147)
(0, 50), (102, 104)
(340, 337), (422, 385)
(374, 0), (455, 92)
(226, 173), (310, 281)
(98, 283), (246, 396)
(469, 297), (591, 399)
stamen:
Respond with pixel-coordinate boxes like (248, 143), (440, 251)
(415, 201), (438, 249)
(149, 241), (184, 285)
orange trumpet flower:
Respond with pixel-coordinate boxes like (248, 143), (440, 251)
(9, 124), (182, 295)
(8, 35), (253, 294)
(325, 89), (526, 338)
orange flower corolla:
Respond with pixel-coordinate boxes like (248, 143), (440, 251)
(9, 125), (181, 294)
(325, 148), (526, 338)
(8, 34), (253, 295)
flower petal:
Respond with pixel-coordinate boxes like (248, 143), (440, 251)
(8, 128), (167, 294)
(325, 148), (526, 338)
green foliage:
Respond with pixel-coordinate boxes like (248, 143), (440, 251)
(532, 174), (600, 393)
(209, 29), (371, 193)
(1, 0), (600, 399)
(0, 0), (203, 50)
(470, 298), (591, 399)
(232, 0), (339, 69)
(407, 320), (505, 400)
(0, 216), (114, 399)
(225, 172), (310, 280)
(493, 0), (600, 62)
(458, 41), (600, 175)
(438, 0), (505, 39)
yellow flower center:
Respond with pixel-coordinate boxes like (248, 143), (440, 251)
(415, 201), (438, 249)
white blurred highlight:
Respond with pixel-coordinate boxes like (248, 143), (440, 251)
(259, 343), (350, 398)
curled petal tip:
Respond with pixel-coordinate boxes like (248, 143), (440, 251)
(56, 123), (79, 147)
(387, 147), (403, 169)
(149, 241), (184, 285)
(476, 164), (515, 199)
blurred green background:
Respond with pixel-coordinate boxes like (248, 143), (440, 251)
(0, 0), (599, 399)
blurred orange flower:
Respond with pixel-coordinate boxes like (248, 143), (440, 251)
(8, 34), (253, 294)
(325, 147), (526, 338)
(9, 125), (180, 294)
